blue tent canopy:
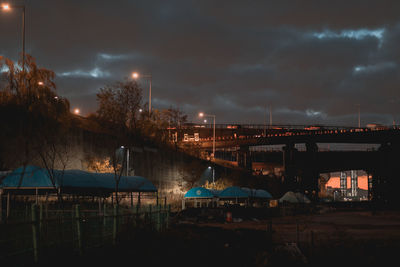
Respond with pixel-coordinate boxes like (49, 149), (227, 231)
(254, 189), (273, 199)
(0, 166), (157, 193)
(218, 186), (249, 198)
(184, 187), (219, 198)
(184, 186), (273, 200)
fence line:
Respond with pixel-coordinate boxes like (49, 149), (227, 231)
(0, 203), (171, 264)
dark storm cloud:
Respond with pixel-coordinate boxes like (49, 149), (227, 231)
(1, 0), (400, 125)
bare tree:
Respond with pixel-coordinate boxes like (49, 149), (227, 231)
(96, 79), (143, 132)
(96, 79), (143, 204)
(179, 159), (205, 190)
(0, 55), (70, 197)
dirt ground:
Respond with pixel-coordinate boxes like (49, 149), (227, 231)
(26, 207), (400, 267)
(201, 209), (400, 242)
(171, 207), (400, 266)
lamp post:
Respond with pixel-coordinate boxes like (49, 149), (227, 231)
(120, 146), (129, 176)
(356, 104), (360, 128)
(208, 166), (215, 186)
(132, 72), (152, 114)
(199, 112), (216, 159)
(1, 3), (26, 72)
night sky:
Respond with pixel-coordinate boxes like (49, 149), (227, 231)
(1, 0), (400, 126)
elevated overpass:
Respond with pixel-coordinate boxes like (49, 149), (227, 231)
(178, 124), (400, 149)
(175, 124), (400, 205)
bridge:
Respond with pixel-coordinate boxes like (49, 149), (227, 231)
(175, 124), (400, 205)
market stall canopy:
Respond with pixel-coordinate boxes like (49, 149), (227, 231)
(241, 187), (273, 199)
(184, 187), (219, 198)
(218, 186), (249, 198)
(279, 191), (310, 203)
(0, 166), (157, 193)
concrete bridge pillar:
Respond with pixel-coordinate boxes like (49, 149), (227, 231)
(283, 143), (298, 191)
(301, 142), (319, 201)
(372, 142), (400, 207)
(237, 145), (252, 170)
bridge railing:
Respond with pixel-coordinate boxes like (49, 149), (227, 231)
(183, 123), (370, 130)
(178, 125), (400, 144)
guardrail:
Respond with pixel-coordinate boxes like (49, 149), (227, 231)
(178, 126), (400, 144)
(180, 123), (400, 131)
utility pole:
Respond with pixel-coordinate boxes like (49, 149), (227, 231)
(270, 106), (272, 127)
(264, 106), (267, 136)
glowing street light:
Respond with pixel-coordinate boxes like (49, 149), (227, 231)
(356, 104), (361, 128)
(199, 112), (216, 159)
(120, 146), (129, 176)
(1, 3), (26, 72)
(74, 108), (80, 115)
(132, 71), (152, 114)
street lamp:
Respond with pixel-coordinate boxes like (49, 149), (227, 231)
(132, 72), (152, 114)
(199, 112), (216, 159)
(356, 104), (360, 128)
(1, 3), (26, 72)
(208, 166), (215, 185)
(120, 146), (129, 176)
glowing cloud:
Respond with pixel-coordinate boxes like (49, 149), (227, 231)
(312, 28), (384, 41)
(353, 62), (396, 74)
(58, 67), (111, 78)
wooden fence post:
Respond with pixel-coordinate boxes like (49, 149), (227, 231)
(6, 192), (10, 219)
(75, 205), (83, 255)
(102, 203), (107, 242)
(31, 204), (39, 263)
(112, 204), (118, 246)
(39, 204), (43, 231)
(148, 205), (152, 228)
(156, 205), (161, 232)
(166, 204), (171, 230)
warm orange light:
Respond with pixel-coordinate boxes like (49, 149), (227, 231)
(38, 81), (44, 86)
(1, 4), (10, 10)
(132, 72), (139, 79)
(74, 108), (80, 114)
(199, 112), (204, 117)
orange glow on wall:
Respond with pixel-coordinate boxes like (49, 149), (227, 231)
(326, 175), (368, 190)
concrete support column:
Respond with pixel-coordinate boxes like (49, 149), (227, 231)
(283, 143), (298, 191)
(302, 142), (319, 201)
(373, 142), (400, 207)
(237, 145), (251, 170)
